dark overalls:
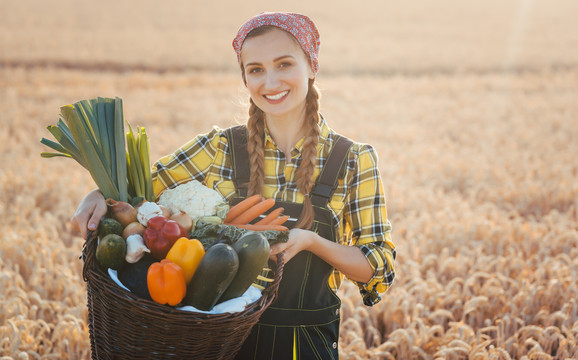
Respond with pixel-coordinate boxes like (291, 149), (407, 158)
(225, 125), (353, 360)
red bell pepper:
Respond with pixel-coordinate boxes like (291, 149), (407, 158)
(144, 216), (188, 259)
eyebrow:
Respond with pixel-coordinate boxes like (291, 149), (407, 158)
(245, 55), (295, 67)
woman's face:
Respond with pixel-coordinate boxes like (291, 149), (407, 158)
(241, 28), (313, 122)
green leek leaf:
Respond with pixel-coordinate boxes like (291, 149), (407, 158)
(96, 97), (113, 184)
(78, 100), (99, 141)
(105, 98), (117, 186)
(39, 137), (86, 167)
(126, 127), (143, 198)
(139, 128), (154, 201)
(41, 152), (74, 159)
(61, 105), (119, 200)
(44, 126), (84, 165)
(114, 97), (128, 202)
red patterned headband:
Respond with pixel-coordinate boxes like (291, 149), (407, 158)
(232, 12), (320, 75)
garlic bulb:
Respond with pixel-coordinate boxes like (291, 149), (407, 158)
(125, 234), (150, 264)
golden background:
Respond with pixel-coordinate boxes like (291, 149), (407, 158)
(1, 1), (577, 358)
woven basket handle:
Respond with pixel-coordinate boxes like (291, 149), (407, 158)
(82, 230), (98, 282)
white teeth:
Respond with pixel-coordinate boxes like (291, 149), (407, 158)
(265, 91), (289, 100)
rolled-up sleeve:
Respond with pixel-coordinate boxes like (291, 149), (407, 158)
(345, 144), (396, 306)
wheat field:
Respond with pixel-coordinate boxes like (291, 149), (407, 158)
(1, 0), (577, 359)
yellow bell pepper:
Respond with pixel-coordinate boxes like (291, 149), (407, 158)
(165, 237), (205, 284)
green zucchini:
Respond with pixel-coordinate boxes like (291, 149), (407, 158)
(219, 231), (270, 302)
(183, 243), (239, 311)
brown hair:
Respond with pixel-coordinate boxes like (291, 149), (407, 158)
(242, 26), (320, 230)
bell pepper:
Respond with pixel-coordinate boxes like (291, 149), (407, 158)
(144, 216), (188, 259)
(147, 259), (187, 306)
(165, 237), (205, 284)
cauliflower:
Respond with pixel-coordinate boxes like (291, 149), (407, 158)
(158, 180), (228, 220)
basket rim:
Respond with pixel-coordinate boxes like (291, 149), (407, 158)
(82, 229), (284, 320)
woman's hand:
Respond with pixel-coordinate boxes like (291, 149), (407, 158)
(70, 189), (107, 239)
(271, 227), (374, 284)
(269, 228), (316, 263)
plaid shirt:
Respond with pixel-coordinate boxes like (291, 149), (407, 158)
(152, 118), (396, 306)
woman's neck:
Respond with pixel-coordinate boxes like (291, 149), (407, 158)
(265, 109), (307, 158)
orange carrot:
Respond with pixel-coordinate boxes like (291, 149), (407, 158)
(234, 224), (288, 232)
(269, 215), (290, 226)
(230, 198), (276, 225)
(255, 207), (285, 225)
(224, 194), (262, 223)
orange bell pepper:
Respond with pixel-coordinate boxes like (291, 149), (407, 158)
(147, 259), (186, 306)
(165, 237), (205, 284)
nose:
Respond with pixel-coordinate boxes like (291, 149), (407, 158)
(264, 71), (280, 90)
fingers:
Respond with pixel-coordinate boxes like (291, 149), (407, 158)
(70, 190), (108, 240)
(269, 242), (284, 262)
(269, 229), (312, 263)
(270, 242), (298, 263)
(88, 201), (107, 231)
(83, 203), (107, 240)
(269, 242), (286, 256)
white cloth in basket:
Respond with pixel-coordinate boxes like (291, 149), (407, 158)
(108, 268), (262, 314)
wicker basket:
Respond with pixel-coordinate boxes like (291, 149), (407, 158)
(82, 231), (284, 360)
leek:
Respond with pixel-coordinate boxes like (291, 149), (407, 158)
(61, 104), (120, 201)
(114, 97), (128, 202)
(40, 97), (153, 203)
(139, 127), (154, 202)
(126, 123), (154, 202)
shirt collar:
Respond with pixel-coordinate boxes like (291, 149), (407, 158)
(263, 115), (331, 155)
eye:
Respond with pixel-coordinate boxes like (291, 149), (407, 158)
(246, 66), (262, 74)
(245, 64), (263, 75)
(279, 62), (292, 69)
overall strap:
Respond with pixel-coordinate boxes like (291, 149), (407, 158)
(224, 125), (250, 197)
(225, 125), (354, 208)
(310, 135), (354, 208)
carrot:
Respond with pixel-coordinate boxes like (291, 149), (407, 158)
(230, 198), (276, 225)
(224, 194), (262, 223)
(269, 215), (290, 226)
(234, 224), (289, 232)
(255, 207), (285, 225)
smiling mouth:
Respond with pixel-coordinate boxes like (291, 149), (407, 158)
(264, 90), (289, 101)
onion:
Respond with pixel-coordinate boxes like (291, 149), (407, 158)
(106, 199), (138, 227)
(159, 205), (172, 218)
(122, 221), (146, 239)
(170, 211), (193, 233)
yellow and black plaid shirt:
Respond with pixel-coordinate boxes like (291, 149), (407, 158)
(152, 118), (396, 305)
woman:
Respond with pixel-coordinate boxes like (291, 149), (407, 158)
(72, 12), (396, 360)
